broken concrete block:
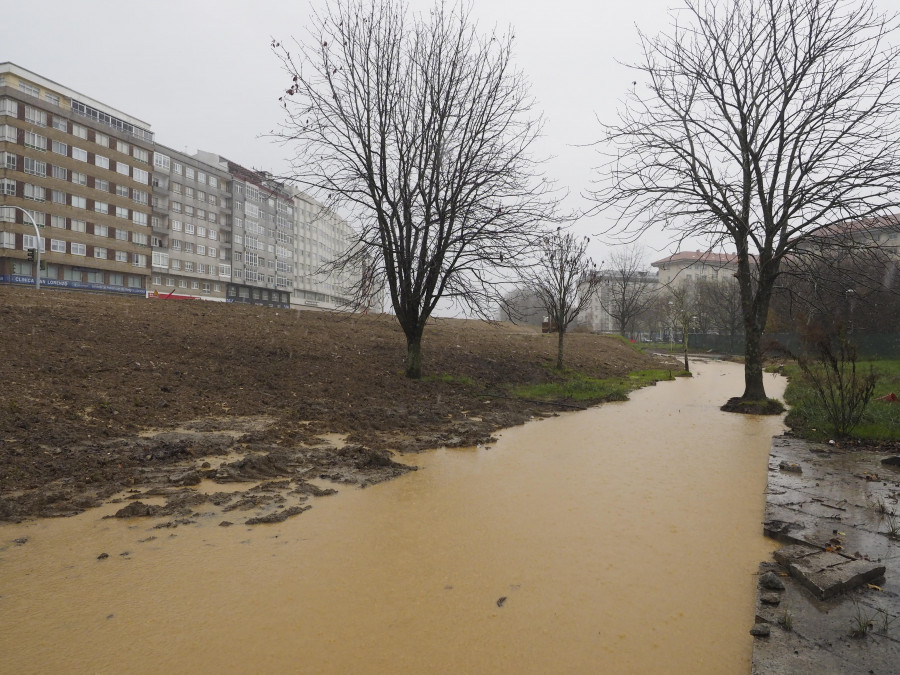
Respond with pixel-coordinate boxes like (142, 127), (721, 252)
(774, 544), (820, 566)
(787, 551), (886, 599)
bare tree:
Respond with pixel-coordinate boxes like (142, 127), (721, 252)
(525, 231), (599, 369)
(592, 0), (900, 404)
(274, 0), (557, 378)
(603, 245), (658, 337)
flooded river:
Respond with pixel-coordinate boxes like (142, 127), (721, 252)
(0, 360), (785, 673)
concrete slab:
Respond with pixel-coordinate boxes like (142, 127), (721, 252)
(752, 436), (900, 674)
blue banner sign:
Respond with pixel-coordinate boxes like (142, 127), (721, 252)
(0, 275), (147, 296)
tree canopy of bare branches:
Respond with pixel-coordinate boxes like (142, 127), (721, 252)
(603, 245), (657, 337)
(524, 231), (599, 369)
(274, 0), (557, 378)
(592, 0), (900, 402)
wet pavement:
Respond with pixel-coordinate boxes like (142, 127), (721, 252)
(752, 436), (900, 674)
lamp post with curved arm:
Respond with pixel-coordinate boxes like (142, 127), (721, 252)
(7, 205), (41, 290)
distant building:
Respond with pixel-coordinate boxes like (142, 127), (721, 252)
(1, 63), (379, 312)
(651, 251), (739, 286)
(496, 287), (546, 327)
(291, 189), (368, 311)
(578, 270), (659, 334)
(149, 147), (231, 300)
(1, 62), (154, 294)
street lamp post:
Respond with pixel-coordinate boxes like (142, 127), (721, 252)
(9, 206), (41, 290)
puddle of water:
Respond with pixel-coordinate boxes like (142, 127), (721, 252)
(0, 360), (784, 674)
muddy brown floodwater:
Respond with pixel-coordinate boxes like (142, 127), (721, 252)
(0, 360), (785, 674)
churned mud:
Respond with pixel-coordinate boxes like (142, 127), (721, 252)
(0, 286), (665, 522)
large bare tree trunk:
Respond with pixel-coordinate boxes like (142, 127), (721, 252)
(405, 332), (423, 380)
(556, 329), (565, 370)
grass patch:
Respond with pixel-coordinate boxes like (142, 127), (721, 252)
(511, 368), (674, 403)
(784, 359), (900, 441)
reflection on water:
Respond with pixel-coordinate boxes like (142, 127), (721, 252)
(0, 360), (784, 674)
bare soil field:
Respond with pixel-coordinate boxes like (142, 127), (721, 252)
(0, 286), (668, 522)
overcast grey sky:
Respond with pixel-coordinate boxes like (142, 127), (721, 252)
(8, 0), (688, 264)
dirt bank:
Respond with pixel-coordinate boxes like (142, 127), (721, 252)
(0, 286), (669, 522)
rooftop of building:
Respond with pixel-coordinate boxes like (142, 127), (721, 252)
(1, 61), (152, 136)
(651, 251), (739, 267)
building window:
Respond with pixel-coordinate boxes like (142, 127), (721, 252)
(96, 155), (110, 169)
(19, 81), (40, 97)
(22, 234), (46, 252)
(94, 223), (108, 237)
(115, 184), (129, 198)
(115, 250), (128, 262)
(133, 168), (149, 184)
(71, 242), (86, 256)
(132, 253), (146, 267)
(51, 189), (65, 204)
(171, 239), (182, 251)
(185, 186), (194, 199)
(191, 281), (200, 290)
(185, 222), (195, 235)
(52, 140), (68, 156)
(171, 259), (181, 270)
(24, 184), (46, 202)
(185, 242), (194, 254)
(72, 147), (88, 162)
(116, 140), (129, 154)
(197, 244), (206, 256)
(172, 183), (183, 194)
(152, 275), (162, 286)
(171, 202), (182, 213)
(173, 162), (183, 175)
(152, 252), (169, 268)
(0, 178), (14, 196)
(70, 219), (86, 232)
(0, 231), (15, 248)
(24, 157), (46, 176)
(133, 232), (148, 246)
(50, 215), (66, 229)
(72, 171), (87, 186)
(165, 277), (174, 286)
(178, 279), (187, 288)
(95, 201), (109, 214)
(24, 105), (47, 126)
(24, 131), (47, 150)
(133, 147), (149, 163)
(115, 206), (128, 219)
(132, 211), (148, 226)
(154, 153), (170, 170)
(132, 189), (148, 205)
(50, 239), (66, 253)
(94, 132), (109, 147)
(185, 167), (195, 180)
(109, 273), (124, 286)
(115, 228), (129, 241)
(1, 151), (16, 169)
(95, 178), (109, 192)
(171, 220), (182, 231)
(185, 261), (194, 272)
(116, 161), (130, 177)
(72, 124), (88, 140)
(52, 116), (67, 132)
(0, 98), (17, 116)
